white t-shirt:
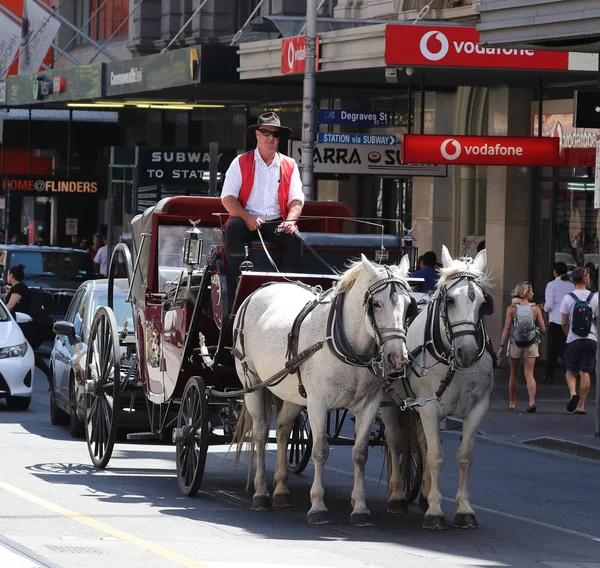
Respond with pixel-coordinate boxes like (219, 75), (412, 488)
(560, 289), (598, 343)
(94, 245), (108, 277)
(221, 149), (304, 220)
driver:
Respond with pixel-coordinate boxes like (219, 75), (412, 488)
(221, 112), (305, 293)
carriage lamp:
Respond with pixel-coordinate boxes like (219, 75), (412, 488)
(401, 229), (419, 272)
(183, 220), (204, 288)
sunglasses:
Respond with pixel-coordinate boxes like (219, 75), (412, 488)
(258, 129), (281, 138)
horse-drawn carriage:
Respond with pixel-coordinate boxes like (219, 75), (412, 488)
(84, 195), (423, 502)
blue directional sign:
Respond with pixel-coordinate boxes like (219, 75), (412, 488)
(317, 109), (390, 126)
(317, 132), (396, 146)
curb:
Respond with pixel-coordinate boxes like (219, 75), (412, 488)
(522, 436), (600, 461)
(443, 415), (486, 435)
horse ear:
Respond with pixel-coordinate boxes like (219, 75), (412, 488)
(399, 254), (411, 277)
(473, 248), (487, 272)
(441, 245), (453, 268)
(361, 254), (379, 279)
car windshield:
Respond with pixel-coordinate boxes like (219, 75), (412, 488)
(88, 291), (134, 333)
(8, 250), (93, 280)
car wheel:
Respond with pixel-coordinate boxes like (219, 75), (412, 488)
(50, 392), (69, 425)
(7, 396), (31, 411)
(69, 376), (85, 439)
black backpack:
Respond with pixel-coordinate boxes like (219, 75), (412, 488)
(569, 292), (595, 337)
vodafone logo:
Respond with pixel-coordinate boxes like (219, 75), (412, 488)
(419, 30), (449, 62)
(287, 42), (306, 70)
(440, 138), (461, 161)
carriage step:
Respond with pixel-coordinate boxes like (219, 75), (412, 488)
(126, 432), (160, 441)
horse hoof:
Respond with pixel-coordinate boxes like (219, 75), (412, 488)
(454, 513), (479, 529)
(350, 512), (374, 527)
(272, 493), (293, 509)
(251, 496), (272, 512)
(419, 494), (429, 514)
(307, 510), (330, 525)
(387, 499), (409, 515)
(422, 515), (448, 530)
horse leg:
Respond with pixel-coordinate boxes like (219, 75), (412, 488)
(419, 407), (447, 530)
(349, 398), (380, 526)
(416, 417), (431, 514)
(453, 397), (489, 529)
(245, 391), (272, 512)
(306, 401), (330, 524)
(272, 401), (303, 508)
(380, 404), (408, 515)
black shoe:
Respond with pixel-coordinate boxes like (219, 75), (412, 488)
(542, 376), (554, 384)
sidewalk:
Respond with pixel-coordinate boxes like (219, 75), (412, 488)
(447, 363), (600, 460)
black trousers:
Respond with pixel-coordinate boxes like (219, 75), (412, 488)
(546, 322), (567, 379)
(224, 217), (303, 281)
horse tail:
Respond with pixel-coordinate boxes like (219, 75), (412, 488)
(233, 389), (277, 492)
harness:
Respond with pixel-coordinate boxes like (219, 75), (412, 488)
(210, 271), (413, 410)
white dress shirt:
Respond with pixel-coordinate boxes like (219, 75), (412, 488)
(221, 149), (304, 220)
(544, 276), (575, 325)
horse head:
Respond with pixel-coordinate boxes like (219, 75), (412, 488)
(437, 245), (492, 368)
(358, 254), (414, 373)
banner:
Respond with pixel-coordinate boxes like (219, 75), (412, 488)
(18, 0), (61, 76)
(0, 11), (21, 79)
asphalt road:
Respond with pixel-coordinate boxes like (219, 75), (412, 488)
(0, 370), (599, 568)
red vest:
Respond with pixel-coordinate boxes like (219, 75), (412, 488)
(236, 151), (296, 220)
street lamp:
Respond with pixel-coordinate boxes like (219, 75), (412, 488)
(182, 219), (203, 288)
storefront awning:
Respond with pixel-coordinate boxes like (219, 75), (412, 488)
(0, 109), (118, 122)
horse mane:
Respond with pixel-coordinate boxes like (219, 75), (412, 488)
(437, 257), (493, 290)
(336, 259), (408, 295)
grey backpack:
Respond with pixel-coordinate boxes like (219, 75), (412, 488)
(511, 305), (537, 347)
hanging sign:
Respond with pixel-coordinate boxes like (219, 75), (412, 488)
(281, 35), (320, 74)
(317, 132), (396, 146)
(402, 134), (560, 166)
(317, 110), (390, 126)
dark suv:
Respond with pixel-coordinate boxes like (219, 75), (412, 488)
(0, 245), (95, 329)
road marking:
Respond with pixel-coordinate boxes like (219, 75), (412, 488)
(0, 480), (211, 568)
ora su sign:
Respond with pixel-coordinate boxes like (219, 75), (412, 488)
(402, 135), (560, 167)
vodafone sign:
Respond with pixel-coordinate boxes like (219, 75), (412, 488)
(402, 135), (560, 167)
(281, 35), (320, 75)
(386, 25), (581, 71)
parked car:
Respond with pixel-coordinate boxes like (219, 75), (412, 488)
(0, 299), (36, 410)
(0, 245), (95, 334)
(50, 279), (138, 437)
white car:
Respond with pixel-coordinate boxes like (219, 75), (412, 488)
(0, 300), (35, 410)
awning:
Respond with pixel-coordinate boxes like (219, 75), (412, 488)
(0, 109), (118, 122)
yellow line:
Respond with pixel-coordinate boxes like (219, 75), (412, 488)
(0, 480), (211, 568)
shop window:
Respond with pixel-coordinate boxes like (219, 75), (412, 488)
(90, 0), (129, 42)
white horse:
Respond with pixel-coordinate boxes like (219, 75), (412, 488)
(381, 246), (494, 529)
(233, 254), (415, 525)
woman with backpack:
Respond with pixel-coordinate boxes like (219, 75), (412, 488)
(497, 282), (546, 412)
(5, 264), (51, 384)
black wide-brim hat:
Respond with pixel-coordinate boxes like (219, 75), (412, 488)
(247, 111), (292, 136)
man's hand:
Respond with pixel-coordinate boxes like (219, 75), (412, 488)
(278, 220), (298, 234)
(245, 215), (264, 231)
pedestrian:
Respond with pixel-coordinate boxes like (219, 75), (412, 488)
(89, 233), (102, 261)
(221, 112), (304, 305)
(4, 264), (51, 385)
(411, 250), (439, 293)
(543, 261), (574, 384)
(560, 266), (598, 415)
(585, 262), (598, 292)
(93, 235), (108, 277)
(0, 229), (5, 244)
(33, 231), (47, 246)
(497, 281), (546, 412)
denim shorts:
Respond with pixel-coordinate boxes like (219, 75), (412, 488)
(564, 339), (597, 374)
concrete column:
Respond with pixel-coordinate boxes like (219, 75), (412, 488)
(188, 0), (235, 42)
(267, 0), (307, 15)
(411, 91), (455, 260)
(485, 86), (534, 346)
(129, 0), (161, 56)
(159, 0), (183, 47)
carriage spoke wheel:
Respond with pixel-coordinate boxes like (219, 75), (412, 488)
(85, 307), (121, 469)
(175, 377), (210, 496)
(400, 411), (424, 503)
(286, 409), (312, 475)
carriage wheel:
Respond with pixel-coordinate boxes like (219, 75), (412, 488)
(175, 377), (210, 496)
(85, 307), (121, 469)
(400, 411), (424, 503)
(286, 409), (313, 475)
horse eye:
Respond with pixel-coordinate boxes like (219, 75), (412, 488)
(372, 300), (382, 310)
(447, 297), (455, 305)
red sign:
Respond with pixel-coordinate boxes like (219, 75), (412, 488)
(281, 35), (320, 75)
(402, 135), (560, 166)
(385, 25), (574, 71)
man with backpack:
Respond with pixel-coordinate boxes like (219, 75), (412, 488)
(560, 266), (598, 414)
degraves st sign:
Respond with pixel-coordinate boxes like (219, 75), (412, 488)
(317, 110), (391, 126)
(402, 134), (560, 166)
(138, 148), (237, 186)
(385, 24), (597, 71)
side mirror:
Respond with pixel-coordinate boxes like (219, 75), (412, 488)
(53, 320), (76, 339)
(15, 312), (33, 324)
